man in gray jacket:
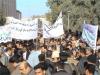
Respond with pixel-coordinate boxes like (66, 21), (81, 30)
(0, 47), (13, 66)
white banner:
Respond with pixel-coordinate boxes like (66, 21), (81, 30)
(82, 24), (98, 50)
(0, 26), (11, 43)
(6, 18), (38, 40)
(43, 12), (64, 38)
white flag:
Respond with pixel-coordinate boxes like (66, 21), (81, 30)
(82, 24), (98, 50)
(43, 12), (64, 38)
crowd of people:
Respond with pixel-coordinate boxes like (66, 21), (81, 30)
(0, 30), (100, 75)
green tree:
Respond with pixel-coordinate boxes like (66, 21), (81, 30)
(0, 16), (6, 26)
(46, 0), (62, 23)
(46, 0), (100, 31)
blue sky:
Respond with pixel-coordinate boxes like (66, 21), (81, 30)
(16, 0), (50, 17)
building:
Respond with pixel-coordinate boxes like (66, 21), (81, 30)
(16, 10), (21, 19)
(0, 0), (21, 19)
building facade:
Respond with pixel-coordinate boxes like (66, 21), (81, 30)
(0, 0), (21, 19)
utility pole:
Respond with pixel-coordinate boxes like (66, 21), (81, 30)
(67, 11), (70, 30)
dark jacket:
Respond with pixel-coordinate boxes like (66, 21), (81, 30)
(52, 70), (71, 75)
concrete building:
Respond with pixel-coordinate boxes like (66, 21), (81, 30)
(0, 0), (21, 19)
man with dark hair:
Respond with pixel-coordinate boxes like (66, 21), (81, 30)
(38, 54), (45, 62)
(77, 48), (87, 75)
(0, 62), (10, 75)
(38, 54), (53, 75)
(86, 47), (94, 57)
(8, 55), (24, 74)
(87, 54), (97, 65)
(52, 61), (72, 75)
(34, 63), (46, 75)
(6, 42), (13, 48)
(87, 54), (100, 75)
(85, 64), (95, 75)
(0, 47), (14, 66)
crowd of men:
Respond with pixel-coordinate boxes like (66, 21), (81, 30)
(0, 30), (100, 75)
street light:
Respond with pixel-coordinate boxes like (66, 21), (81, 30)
(67, 11), (71, 30)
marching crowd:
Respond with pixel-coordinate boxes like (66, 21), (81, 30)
(0, 30), (100, 75)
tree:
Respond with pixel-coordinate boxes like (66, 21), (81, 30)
(46, 0), (100, 31)
(0, 16), (6, 26)
(46, 0), (62, 23)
